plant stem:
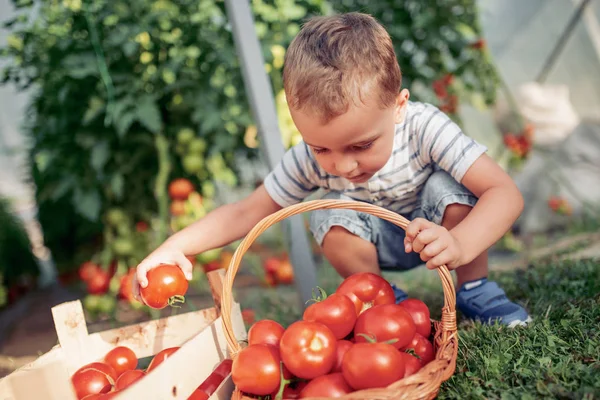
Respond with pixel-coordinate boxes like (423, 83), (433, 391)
(154, 133), (171, 244)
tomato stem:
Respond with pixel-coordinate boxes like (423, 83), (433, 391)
(305, 286), (328, 305)
(168, 295), (186, 308)
(273, 361), (292, 400)
(356, 333), (377, 343)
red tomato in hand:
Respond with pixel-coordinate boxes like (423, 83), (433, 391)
(331, 340), (353, 373)
(342, 342), (404, 390)
(403, 333), (435, 365)
(71, 362), (117, 399)
(140, 265), (188, 309)
(280, 321), (337, 379)
(399, 352), (422, 378)
(232, 344), (282, 396)
(336, 272), (395, 315)
(399, 298), (432, 338)
(104, 346), (137, 377)
(146, 347), (179, 372)
(248, 319), (285, 348)
(115, 369), (145, 390)
(299, 373), (353, 398)
(354, 304), (416, 349)
(303, 292), (357, 339)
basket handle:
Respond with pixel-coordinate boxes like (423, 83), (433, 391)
(221, 199), (457, 356)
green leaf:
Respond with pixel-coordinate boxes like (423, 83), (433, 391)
(50, 176), (76, 201)
(200, 112), (221, 133)
(73, 188), (101, 221)
(34, 150), (54, 173)
(90, 140), (110, 173)
(62, 53), (98, 79)
(455, 22), (478, 42)
(136, 95), (162, 134)
(110, 173), (124, 200)
(115, 111), (136, 138)
(83, 96), (106, 125)
(122, 42), (137, 57)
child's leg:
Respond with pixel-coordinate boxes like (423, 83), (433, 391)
(420, 170), (531, 326)
(321, 226), (380, 278)
(310, 192), (422, 303)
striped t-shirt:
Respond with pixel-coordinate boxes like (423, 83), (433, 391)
(263, 101), (487, 214)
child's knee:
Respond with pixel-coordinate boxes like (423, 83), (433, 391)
(441, 203), (473, 228)
(322, 226), (360, 247)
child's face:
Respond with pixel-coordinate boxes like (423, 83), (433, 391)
(290, 89), (409, 183)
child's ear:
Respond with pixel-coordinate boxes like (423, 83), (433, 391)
(394, 89), (410, 123)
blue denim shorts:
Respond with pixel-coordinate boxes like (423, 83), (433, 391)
(309, 170), (478, 270)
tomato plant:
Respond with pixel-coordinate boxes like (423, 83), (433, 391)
(231, 344), (282, 396)
(399, 298), (432, 338)
(299, 373), (354, 397)
(279, 320), (337, 379)
(114, 369), (145, 390)
(336, 272), (395, 315)
(303, 289), (357, 340)
(341, 340), (404, 390)
(146, 347), (180, 372)
(354, 304), (416, 349)
(140, 265), (188, 309)
(247, 319), (285, 348)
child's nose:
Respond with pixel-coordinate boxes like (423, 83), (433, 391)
(335, 156), (358, 175)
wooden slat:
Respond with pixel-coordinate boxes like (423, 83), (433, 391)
(4, 359), (76, 400)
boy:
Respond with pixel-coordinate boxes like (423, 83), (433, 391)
(135, 12), (531, 327)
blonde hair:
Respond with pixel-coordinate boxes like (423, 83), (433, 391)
(283, 12), (401, 124)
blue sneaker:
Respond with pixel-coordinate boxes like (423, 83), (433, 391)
(390, 283), (409, 304)
(457, 278), (532, 327)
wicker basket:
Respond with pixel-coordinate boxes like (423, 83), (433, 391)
(221, 199), (459, 400)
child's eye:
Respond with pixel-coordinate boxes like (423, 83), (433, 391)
(312, 147), (328, 154)
(352, 141), (374, 151)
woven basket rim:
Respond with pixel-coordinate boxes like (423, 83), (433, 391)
(220, 199), (459, 400)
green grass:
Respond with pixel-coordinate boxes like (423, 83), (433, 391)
(237, 258), (600, 399)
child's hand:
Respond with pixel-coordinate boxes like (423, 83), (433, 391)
(133, 247), (194, 300)
(404, 218), (464, 270)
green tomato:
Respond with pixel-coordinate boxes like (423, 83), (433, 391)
(112, 238), (134, 257)
(98, 295), (117, 314)
(83, 295), (101, 312)
(177, 128), (195, 145)
(188, 138), (207, 154)
(197, 248), (222, 264)
(182, 154), (204, 174)
(106, 208), (128, 227)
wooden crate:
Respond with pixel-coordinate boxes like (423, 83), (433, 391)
(0, 270), (247, 400)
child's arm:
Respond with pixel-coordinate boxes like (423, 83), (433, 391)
(135, 184), (282, 288)
(405, 154), (523, 269)
(447, 154), (524, 264)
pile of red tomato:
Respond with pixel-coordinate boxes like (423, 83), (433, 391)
(232, 272), (435, 399)
(70, 345), (230, 399)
